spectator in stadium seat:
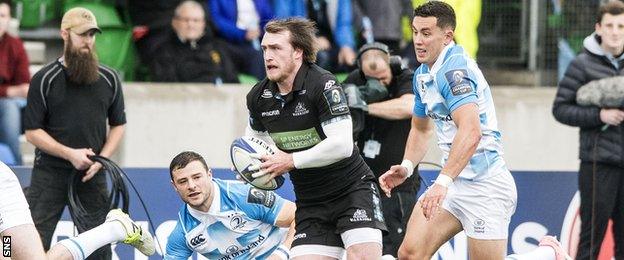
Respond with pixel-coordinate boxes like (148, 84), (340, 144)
(165, 151), (295, 259)
(0, 0), (30, 165)
(342, 42), (419, 258)
(150, 0), (238, 83)
(273, 0), (357, 72)
(208, 0), (272, 80)
(351, 0), (413, 52)
(23, 7), (126, 260)
(552, 2), (624, 259)
(381, 2), (570, 260)
(128, 0), (181, 66)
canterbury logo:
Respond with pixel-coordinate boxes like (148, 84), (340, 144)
(190, 234), (206, 246)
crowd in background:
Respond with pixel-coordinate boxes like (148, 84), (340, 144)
(128, 0), (479, 83)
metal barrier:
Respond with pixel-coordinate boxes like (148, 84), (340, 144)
(477, 0), (609, 85)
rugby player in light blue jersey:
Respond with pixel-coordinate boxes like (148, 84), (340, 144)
(165, 151), (295, 260)
(379, 2), (569, 260)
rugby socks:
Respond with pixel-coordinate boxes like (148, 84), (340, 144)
(505, 247), (556, 260)
(58, 221), (127, 260)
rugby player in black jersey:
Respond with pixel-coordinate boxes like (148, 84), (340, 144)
(244, 18), (386, 259)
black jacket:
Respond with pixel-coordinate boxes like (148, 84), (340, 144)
(343, 66), (419, 192)
(150, 33), (238, 83)
(553, 33), (624, 167)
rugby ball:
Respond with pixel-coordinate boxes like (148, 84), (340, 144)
(230, 136), (285, 190)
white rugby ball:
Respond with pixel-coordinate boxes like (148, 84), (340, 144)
(230, 136), (285, 190)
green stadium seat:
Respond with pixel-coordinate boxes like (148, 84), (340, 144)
(335, 73), (348, 82)
(238, 73), (348, 85)
(63, 2), (123, 28)
(95, 28), (137, 81)
(14, 0), (60, 28)
(238, 74), (259, 85)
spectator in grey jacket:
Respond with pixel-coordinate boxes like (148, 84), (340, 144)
(552, 2), (624, 259)
(351, 0), (413, 52)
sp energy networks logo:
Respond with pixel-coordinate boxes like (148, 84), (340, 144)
(560, 191), (614, 260)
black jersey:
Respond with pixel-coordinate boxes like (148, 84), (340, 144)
(24, 60), (126, 168)
(247, 63), (372, 202)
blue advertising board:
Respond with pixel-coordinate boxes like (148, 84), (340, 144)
(10, 167), (592, 259)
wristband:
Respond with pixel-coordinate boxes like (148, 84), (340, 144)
(434, 173), (453, 188)
(400, 159), (414, 178)
(273, 245), (290, 260)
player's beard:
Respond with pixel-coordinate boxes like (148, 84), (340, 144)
(64, 38), (100, 85)
(272, 58), (296, 84)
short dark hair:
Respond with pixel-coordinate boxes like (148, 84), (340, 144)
(169, 151), (209, 180)
(0, 0), (12, 8)
(597, 1), (624, 24)
(265, 18), (318, 63)
(413, 1), (456, 31)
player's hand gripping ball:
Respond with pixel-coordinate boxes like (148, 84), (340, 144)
(230, 136), (285, 190)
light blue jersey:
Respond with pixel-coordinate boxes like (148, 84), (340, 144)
(413, 43), (507, 180)
(165, 179), (287, 260)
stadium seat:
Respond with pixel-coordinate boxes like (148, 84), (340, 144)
(63, 2), (137, 81)
(0, 143), (17, 166)
(63, 0), (117, 11)
(64, 1), (123, 27)
(95, 28), (137, 81)
(335, 73), (348, 82)
(13, 0), (60, 28)
(237, 74), (258, 85)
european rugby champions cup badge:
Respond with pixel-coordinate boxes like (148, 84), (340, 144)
(445, 69), (472, 96)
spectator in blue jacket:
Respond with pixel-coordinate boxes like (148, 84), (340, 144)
(273, 0), (356, 72)
(208, 0), (273, 80)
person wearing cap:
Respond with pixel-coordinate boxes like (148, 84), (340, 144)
(23, 7), (126, 260)
(0, 0), (30, 165)
(342, 42), (418, 258)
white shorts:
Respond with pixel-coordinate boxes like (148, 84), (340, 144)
(424, 171), (517, 240)
(0, 163), (33, 233)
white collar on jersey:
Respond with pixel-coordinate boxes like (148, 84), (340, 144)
(186, 181), (222, 218)
(429, 41), (456, 75)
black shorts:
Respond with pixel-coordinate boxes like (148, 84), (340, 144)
(291, 173), (387, 248)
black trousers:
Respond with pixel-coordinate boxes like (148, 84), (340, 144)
(380, 189), (416, 257)
(576, 162), (624, 260)
(25, 163), (111, 260)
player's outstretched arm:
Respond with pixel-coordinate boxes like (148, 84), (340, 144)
(379, 165), (409, 197)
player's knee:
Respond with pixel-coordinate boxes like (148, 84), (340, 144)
(347, 250), (376, 260)
(397, 245), (432, 260)
(345, 242), (382, 260)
